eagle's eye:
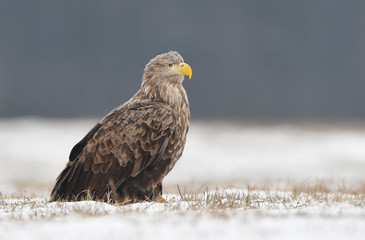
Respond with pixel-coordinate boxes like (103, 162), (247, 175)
(166, 64), (173, 68)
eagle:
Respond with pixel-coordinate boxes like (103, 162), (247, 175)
(50, 51), (192, 204)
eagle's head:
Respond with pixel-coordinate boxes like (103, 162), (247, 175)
(142, 51), (192, 85)
(141, 51), (192, 103)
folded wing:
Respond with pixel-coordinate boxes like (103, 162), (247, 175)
(50, 102), (176, 201)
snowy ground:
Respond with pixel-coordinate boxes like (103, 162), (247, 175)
(1, 118), (365, 239)
(1, 188), (365, 240)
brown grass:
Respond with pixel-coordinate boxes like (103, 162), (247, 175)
(1, 181), (364, 221)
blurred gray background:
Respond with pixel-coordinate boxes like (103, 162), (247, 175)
(0, 0), (364, 120)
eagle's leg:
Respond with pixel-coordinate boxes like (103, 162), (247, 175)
(153, 182), (167, 203)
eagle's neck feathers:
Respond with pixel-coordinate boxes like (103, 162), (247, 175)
(141, 75), (188, 112)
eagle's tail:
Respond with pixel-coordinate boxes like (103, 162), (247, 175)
(49, 161), (78, 202)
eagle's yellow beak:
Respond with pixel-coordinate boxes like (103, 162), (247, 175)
(170, 62), (192, 79)
(179, 62), (192, 79)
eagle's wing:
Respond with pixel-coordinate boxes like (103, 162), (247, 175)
(50, 102), (175, 201)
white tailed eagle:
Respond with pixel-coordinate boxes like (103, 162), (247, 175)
(50, 51), (192, 204)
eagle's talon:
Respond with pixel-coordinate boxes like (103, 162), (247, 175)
(155, 194), (168, 203)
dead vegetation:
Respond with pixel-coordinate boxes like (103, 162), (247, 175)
(1, 181), (364, 221)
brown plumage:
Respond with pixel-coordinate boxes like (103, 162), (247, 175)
(50, 51), (192, 203)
